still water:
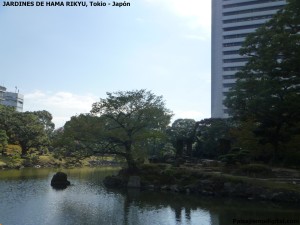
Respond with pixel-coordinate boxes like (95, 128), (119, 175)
(0, 168), (299, 225)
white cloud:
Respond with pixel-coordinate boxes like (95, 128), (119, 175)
(23, 91), (211, 128)
(24, 90), (98, 128)
(25, 90), (46, 98)
(144, 0), (211, 31)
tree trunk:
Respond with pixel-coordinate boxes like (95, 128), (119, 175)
(175, 139), (184, 159)
(124, 142), (138, 172)
(186, 140), (193, 157)
(125, 153), (138, 172)
(272, 123), (282, 161)
(20, 144), (28, 157)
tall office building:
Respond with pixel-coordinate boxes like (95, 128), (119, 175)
(211, 0), (286, 118)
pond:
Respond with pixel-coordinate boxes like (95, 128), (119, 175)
(0, 168), (299, 225)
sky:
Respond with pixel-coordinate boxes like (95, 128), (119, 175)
(0, 0), (211, 128)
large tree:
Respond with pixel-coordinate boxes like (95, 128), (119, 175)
(195, 118), (233, 159)
(0, 105), (50, 156)
(91, 89), (172, 171)
(33, 110), (55, 136)
(167, 119), (197, 159)
(52, 114), (104, 158)
(224, 0), (300, 155)
(10, 112), (50, 156)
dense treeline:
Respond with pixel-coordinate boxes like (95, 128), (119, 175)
(0, 106), (53, 156)
(1, 0), (299, 169)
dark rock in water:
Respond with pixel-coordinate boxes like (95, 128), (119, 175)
(51, 172), (71, 189)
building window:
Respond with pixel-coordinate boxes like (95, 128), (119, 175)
(223, 58), (249, 63)
(223, 14), (274, 24)
(223, 83), (235, 88)
(223, 50), (241, 55)
(223, 5), (283, 16)
(223, 75), (236, 79)
(223, 33), (251, 39)
(223, 0), (284, 9)
(223, 42), (244, 47)
(223, 24), (262, 32)
(223, 66), (243, 71)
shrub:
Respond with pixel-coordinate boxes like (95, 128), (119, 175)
(219, 148), (251, 165)
(219, 153), (237, 165)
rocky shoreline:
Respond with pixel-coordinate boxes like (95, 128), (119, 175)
(103, 164), (300, 203)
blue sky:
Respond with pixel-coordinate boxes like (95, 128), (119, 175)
(0, 0), (211, 128)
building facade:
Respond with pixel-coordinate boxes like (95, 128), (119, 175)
(0, 86), (24, 112)
(0, 86), (6, 104)
(211, 0), (286, 118)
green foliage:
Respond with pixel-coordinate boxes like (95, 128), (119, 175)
(64, 157), (83, 168)
(219, 148), (250, 165)
(52, 114), (103, 158)
(32, 110), (55, 136)
(195, 118), (233, 159)
(90, 90), (172, 170)
(230, 120), (257, 147)
(167, 119), (197, 158)
(12, 112), (50, 155)
(23, 154), (40, 167)
(53, 90), (172, 171)
(5, 144), (21, 156)
(0, 160), (6, 168)
(161, 143), (176, 158)
(134, 132), (169, 161)
(224, 0), (300, 157)
(0, 106), (50, 156)
(0, 130), (8, 155)
(6, 155), (23, 168)
(0, 105), (16, 133)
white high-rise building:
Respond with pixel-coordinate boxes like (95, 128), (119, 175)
(0, 86), (6, 104)
(0, 86), (24, 112)
(211, 0), (286, 118)
(3, 92), (24, 112)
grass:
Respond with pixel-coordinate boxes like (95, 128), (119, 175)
(0, 160), (7, 167)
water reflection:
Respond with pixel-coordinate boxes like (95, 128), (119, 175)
(117, 189), (211, 225)
(0, 168), (299, 225)
(108, 188), (300, 225)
